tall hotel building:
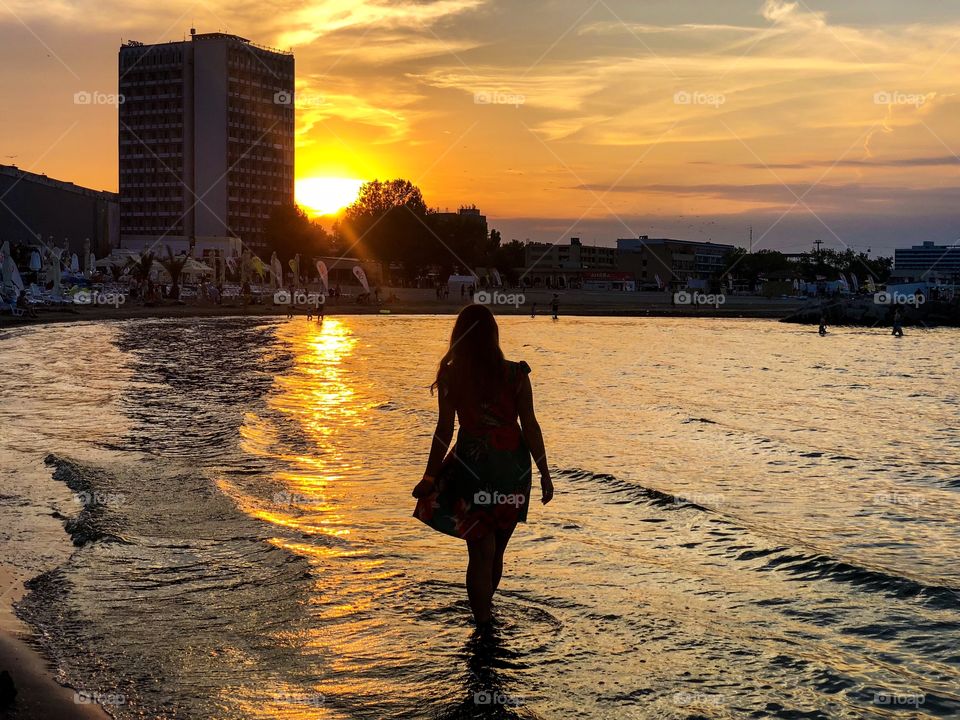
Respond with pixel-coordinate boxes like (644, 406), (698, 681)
(118, 30), (294, 253)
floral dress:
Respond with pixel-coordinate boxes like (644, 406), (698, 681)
(414, 360), (533, 541)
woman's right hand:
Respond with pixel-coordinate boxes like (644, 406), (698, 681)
(540, 475), (554, 505)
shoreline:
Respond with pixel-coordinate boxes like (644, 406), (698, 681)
(1, 291), (806, 330)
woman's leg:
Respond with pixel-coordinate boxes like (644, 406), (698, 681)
(492, 525), (515, 596)
(466, 533), (496, 624)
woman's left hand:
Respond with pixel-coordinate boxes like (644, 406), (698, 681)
(412, 477), (436, 498)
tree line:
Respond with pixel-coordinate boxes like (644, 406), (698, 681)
(263, 179), (524, 284)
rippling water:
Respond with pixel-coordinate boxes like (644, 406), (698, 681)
(1, 316), (959, 719)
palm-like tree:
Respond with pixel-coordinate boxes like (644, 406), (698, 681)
(127, 251), (156, 283)
(159, 246), (189, 300)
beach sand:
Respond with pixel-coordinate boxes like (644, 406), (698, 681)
(0, 459), (112, 719)
(0, 287), (805, 329)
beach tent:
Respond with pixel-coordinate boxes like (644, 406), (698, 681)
(447, 274), (478, 293)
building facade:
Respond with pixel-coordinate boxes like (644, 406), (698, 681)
(522, 238), (617, 288)
(891, 241), (960, 281)
(119, 31), (294, 254)
(0, 164), (119, 260)
(616, 236), (735, 289)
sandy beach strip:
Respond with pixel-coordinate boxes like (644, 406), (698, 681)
(0, 288), (806, 329)
(0, 461), (113, 719)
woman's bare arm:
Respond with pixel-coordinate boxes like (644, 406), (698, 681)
(518, 374), (554, 504)
(413, 387), (455, 497)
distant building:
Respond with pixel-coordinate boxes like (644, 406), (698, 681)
(522, 238), (619, 289)
(118, 30), (294, 256)
(891, 241), (960, 281)
(0, 164), (119, 260)
(616, 236), (735, 289)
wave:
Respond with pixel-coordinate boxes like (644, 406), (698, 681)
(554, 467), (960, 610)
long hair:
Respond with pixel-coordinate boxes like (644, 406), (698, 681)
(432, 304), (505, 402)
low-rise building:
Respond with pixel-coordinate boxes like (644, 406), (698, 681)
(522, 238), (617, 289)
(616, 236), (735, 289)
(891, 241), (960, 282)
(0, 164), (119, 261)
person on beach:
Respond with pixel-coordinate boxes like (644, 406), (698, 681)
(551, 294), (559, 320)
(818, 315), (827, 336)
(531, 303), (536, 318)
(413, 304), (554, 629)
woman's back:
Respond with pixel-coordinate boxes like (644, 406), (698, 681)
(444, 360), (531, 437)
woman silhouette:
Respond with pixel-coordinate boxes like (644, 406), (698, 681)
(413, 304), (553, 627)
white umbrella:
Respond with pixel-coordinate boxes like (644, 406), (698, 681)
(70, 253), (80, 273)
(182, 257), (214, 275)
(29, 250), (42, 272)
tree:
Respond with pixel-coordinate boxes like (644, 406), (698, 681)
(493, 239), (525, 283)
(126, 251), (156, 282)
(338, 179), (432, 280)
(264, 204), (332, 264)
(159, 246), (189, 300)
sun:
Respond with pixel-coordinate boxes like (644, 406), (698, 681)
(296, 177), (365, 216)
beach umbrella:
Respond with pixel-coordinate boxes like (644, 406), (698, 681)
(29, 250), (42, 272)
(47, 247), (62, 295)
(271, 253), (283, 290)
(182, 257), (214, 275)
(851, 274), (860, 293)
(1, 241), (16, 295)
(288, 254), (300, 287)
(70, 253), (80, 273)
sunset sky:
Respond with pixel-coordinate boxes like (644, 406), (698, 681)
(1, 0), (959, 254)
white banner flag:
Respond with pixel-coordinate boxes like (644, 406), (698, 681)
(315, 260), (329, 291)
(352, 265), (370, 293)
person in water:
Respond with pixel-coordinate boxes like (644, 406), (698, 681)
(892, 309), (904, 337)
(413, 304), (554, 628)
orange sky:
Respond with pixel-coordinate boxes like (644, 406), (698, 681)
(2, 0), (959, 253)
